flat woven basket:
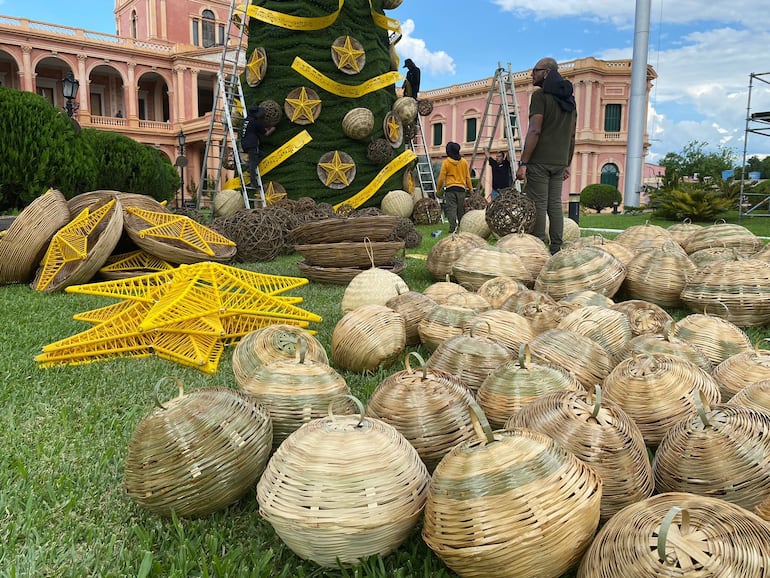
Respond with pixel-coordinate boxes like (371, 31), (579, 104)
(422, 406), (602, 578)
(294, 240), (404, 269)
(365, 352), (476, 472)
(495, 232), (550, 280)
(331, 304), (406, 372)
(123, 378), (272, 517)
(417, 303), (477, 353)
(674, 311), (752, 366)
(257, 397), (430, 567)
(452, 245), (532, 291)
(290, 215), (400, 244)
(426, 231), (487, 280)
(528, 327), (615, 389)
(557, 305), (633, 365)
(461, 309), (536, 355)
(425, 322), (512, 393)
(296, 258), (405, 285)
(602, 353), (722, 446)
(613, 221), (674, 252)
(611, 299), (674, 337)
(622, 241), (697, 307)
(476, 276), (528, 309)
(534, 246), (626, 301)
(653, 397), (770, 512)
(727, 378), (770, 412)
(477, 344), (583, 428)
(0, 188), (70, 285)
(577, 492), (770, 578)
(683, 222), (763, 256)
(680, 259), (770, 327)
(231, 325), (328, 388)
(385, 290), (437, 346)
(240, 343), (354, 449)
(711, 341), (770, 400)
(508, 385), (654, 522)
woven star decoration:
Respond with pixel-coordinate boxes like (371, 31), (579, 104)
(318, 151), (355, 188)
(36, 262), (321, 374)
(284, 86), (322, 124)
(386, 114), (402, 141)
(331, 35), (365, 74)
(246, 47), (267, 87)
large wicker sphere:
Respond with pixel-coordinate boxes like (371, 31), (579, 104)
(341, 267), (409, 313)
(367, 138), (393, 165)
(381, 189), (415, 218)
(257, 406), (430, 567)
(341, 107), (374, 140)
(124, 383), (272, 517)
(213, 189), (246, 218)
(426, 231), (487, 280)
(486, 190), (536, 237)
(332, 304), (406, 372)
(458, 209), (491, 238)
(392, 96), (418, 125)
(259, 99), (282, 127)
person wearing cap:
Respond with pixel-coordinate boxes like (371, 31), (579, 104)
(402, 58), (421, 98)
(436, 142), (472, 233)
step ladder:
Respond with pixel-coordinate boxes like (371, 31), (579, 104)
(197, 0), (265, 214)
(406, 116), (438, 200)
(469, 62), (524, 195)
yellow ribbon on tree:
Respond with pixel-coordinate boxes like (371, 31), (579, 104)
(369, 0), (401, 34)
(246, 0), (343, 30)
(259, 130), (313, 175)
(334, 150), (417, 210)
(292, 57), (402, 98)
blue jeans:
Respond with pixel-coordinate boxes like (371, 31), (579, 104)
(523, 163), (566, 253)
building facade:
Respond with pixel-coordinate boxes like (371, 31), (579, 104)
(421, 57), (657, 202)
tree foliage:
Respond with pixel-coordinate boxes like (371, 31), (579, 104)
(743, 155), (770, 179)
(658, 140), (735, 182)
(649, 186), (734, 221)
(580, 183), (622, 213)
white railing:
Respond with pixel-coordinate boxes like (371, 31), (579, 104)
(139, 120), (173, 131)
(90, 116), (128, 128)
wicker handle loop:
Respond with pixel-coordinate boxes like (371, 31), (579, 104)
(468, 319), (491, 339)
(517, 342), (531, 369)
(590, 384), (602, 418)
(328, 394), (366, 428)
(658, 506), (690, 564)
(153, 376), (184, 410)
(714, 218), (727, 225)
(297, 336), (307, 364)
(363, 237), (375, 269)
(683, 217), (692, 225)
(468, 401), (495, 444)
(405, 351), (428, 380)
(694, 389), (712, 427)
(662, 319), (676, 342)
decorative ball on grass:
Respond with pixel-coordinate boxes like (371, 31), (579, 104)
(381, 189), (415, 218)
(412, 197), (442, 225)
(486, 189), (536, 237)
(213, 189), (246, 218)
(332, 304), (406, 372)
(458, 209), (491, 238)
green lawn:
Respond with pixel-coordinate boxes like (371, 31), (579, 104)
(1, 216), (769, 577)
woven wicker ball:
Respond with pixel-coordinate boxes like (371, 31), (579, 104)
(727, 378), (770, 412)
(711, 344), (770, 401)
(341, 266), (409, 313)
(215, 208), (285, 262)
(332, 304), (406, 372)
(386, 290), (437, 346)
(366, 138), (393, 165)
(458, 209), (491, 238)
(124, 380), (272, 517)
(417, 98), (434, 116)
(231, 325), (328, 388)
(412, 197), (443, 225)
(535, 245), (626, 301)
(577, 492), (770, 578)
(402, 121), (417, 143)
(423, 412), (602, 578)
(403, 228), (422, 249)
(257, 399), (430, 567)
(392, 96), (418, 124)
(259, 99), (282, 127)
(213, 189), (245, 218)
(486, 190), (536, 236)
(452, 245), (532, 291)
(341, 107), (374, 140)
(426, 231), (487, 281)
(417, 304), (476, 353)
(674, 312), (752, 367)
(381, 189), (415, 218)
(464, 191), (488, 211)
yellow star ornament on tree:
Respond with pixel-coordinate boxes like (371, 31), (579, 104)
(331, 35), (365, 74)
(317, 150), (356, 189)
(246, 47), (267, 87)
(284, 86), (322, 125)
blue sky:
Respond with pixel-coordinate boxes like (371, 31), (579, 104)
(2, 0), (769, 162)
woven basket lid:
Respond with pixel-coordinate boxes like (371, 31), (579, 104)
(476, 275), (528, 308)
(462, 309), (535, 355)
(341, 265), (409, 313)
(0, 188), (70, 285)
(500, 288), (556, 314)
(577, 492), (770, 578)
(518, 298), (581, 334)
(623, 242), (697, 307)
(124, 378), (272, 517)
(666, 218), (703, 247)
(453, 245), (532, 291)
(602, 353), (722, 446)
(611, 299), (674, 337)
(426, 231), (487, 280)
(231, 325), (328, 388)
(622, 321), (713, 374)
(257, 396), (430, 567)
(560, 289), (615, 308)
(444, 291), (491, 313)
(331, 304), (406, 372)
(479, 343), (582, 428)
(689, 245), (742, 267)
(366, 352), (476, 472)
(535, 245), (626, 300)
(613, 221), (674, 252)
(653, 396), (770, 512)
(567, 234), (636, 266)
(422, 278), (468, 304)
(674, 311), (751, 366)
(386, 289), (437, 346)
(528, 327), (615, 389)
(331, 35), (365, 75)
(423, 405), (602, 578)
(495, 232), (550, 279)
(711, 341), (770, 401)
(417, 303), (476, 353)
(341, 107), (374, 140)
(557, 305), (633, 364)
(509, 384), (654, 522)
(381, 189), (415, 218)
(458, 209), (491, 239)
(727, 378), (770, 412)
(683, 222), (763, 256)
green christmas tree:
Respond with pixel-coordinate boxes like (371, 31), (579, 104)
(242, 0), (414, 208)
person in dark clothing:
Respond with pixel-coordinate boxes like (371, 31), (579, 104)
(403, 58), (421, 98)
(240, 105), (275, 190)
(486, 150), (512, 200)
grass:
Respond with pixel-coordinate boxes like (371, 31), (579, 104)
(1, 213), (770, 577)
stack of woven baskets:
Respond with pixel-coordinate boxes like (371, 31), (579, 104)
(291, 215), (406, 284)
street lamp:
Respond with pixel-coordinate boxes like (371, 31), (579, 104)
(177, 130), (187, 208)
(62, 72), (79, 118)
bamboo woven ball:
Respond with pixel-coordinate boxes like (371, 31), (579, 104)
(380, 189), (414, 218)
(412, 197), (442, 225)
(257, 398), (430, 567)
(462, 309), (536, 355)
(667, 219), (702, 247)
(444, 291), (491, 313)
(476, 276), (528, 309)
(386, 289), (437, 346)
(213, 188), (245, 218)
(567, 234), (636, 267)
(485, 190), (536, 237)
(517, 298), (581, 334)
(622, 241), (696, 308)
(452, 245), (532, 291)
(423, 410), (602, 578)
(392, 96), (418, 124)
(366, 352), (476, 472)
(341, 107), (374, 140)
(560, 289), (615, 308)
(509, 385), (654, 522)
(683, 222), (763, 257)
(495, 232), (550, 280)
(613, 222), (674, 252)
(426, 231), (487, 280)
(621, 322), (713, 374)
(332, 304), (406, 372)
(528, 327), (614, 389)
(727, 378), (770, 412)
(259, 99), (282, 127)
(711, 343), (770, 400)
(341, 266), (409, 313)
(124, 379), (272, 517)
(535, 246), (626, 301)
(500, 288), (556, 314)
(611, 299), (674, 337)
(577, 492), (770, 578)
(422, 278), (468, 305)
(417, 98), (433, 116)
(674, 312), (752, 367)
(417, 303), (476, 353)
(557, 305), (633, 365)
(458, 209), (491, 238)
(366, 138), (393, 165)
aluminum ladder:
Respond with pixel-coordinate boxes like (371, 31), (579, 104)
(470, 62), (524, 194)
(406, 116), (438, 200)
(197, 0), (265, 213)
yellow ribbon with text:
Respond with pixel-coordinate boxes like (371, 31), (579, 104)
(259, 130), (313, 175)
(246, 0), (343, 30)
(369, 0), (401, 33)
(334, 150), (416, 210)
(291, 57), (402, 98)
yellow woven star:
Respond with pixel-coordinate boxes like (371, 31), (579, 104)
(285, 87), (321, 124)
(332, 36), (365, 73)
(319, 151), (355, 187)
(264, 182), (287, 205)
(386, 114), (402, 141)
(246, 47), (267, 86)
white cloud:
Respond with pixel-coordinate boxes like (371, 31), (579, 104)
(395, 19), (456, 76)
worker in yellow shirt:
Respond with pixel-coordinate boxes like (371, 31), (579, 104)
(436, 141), (473, 233)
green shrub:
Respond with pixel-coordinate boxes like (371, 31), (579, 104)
(649, 188), (734, 221)
(580, 183), (622, 213)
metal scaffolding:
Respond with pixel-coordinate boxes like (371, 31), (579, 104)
(739, 71), (770, 218)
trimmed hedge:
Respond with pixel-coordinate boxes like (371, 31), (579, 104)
(580, 183), (622, 213)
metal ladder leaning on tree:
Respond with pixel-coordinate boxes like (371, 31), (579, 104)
(197, 0), (266, 214)
(470, 62), (524, 196)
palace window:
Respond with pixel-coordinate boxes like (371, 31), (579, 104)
(432, 122), (443, 146)
(202, 10), (216, 48)
(465, 117), (477, 142)
(604, 104), (622, 132)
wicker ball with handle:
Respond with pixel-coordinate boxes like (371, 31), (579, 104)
(332, 304), (406, 372)
(257, 395), (430, 567)
(124, 377), (272, 517)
